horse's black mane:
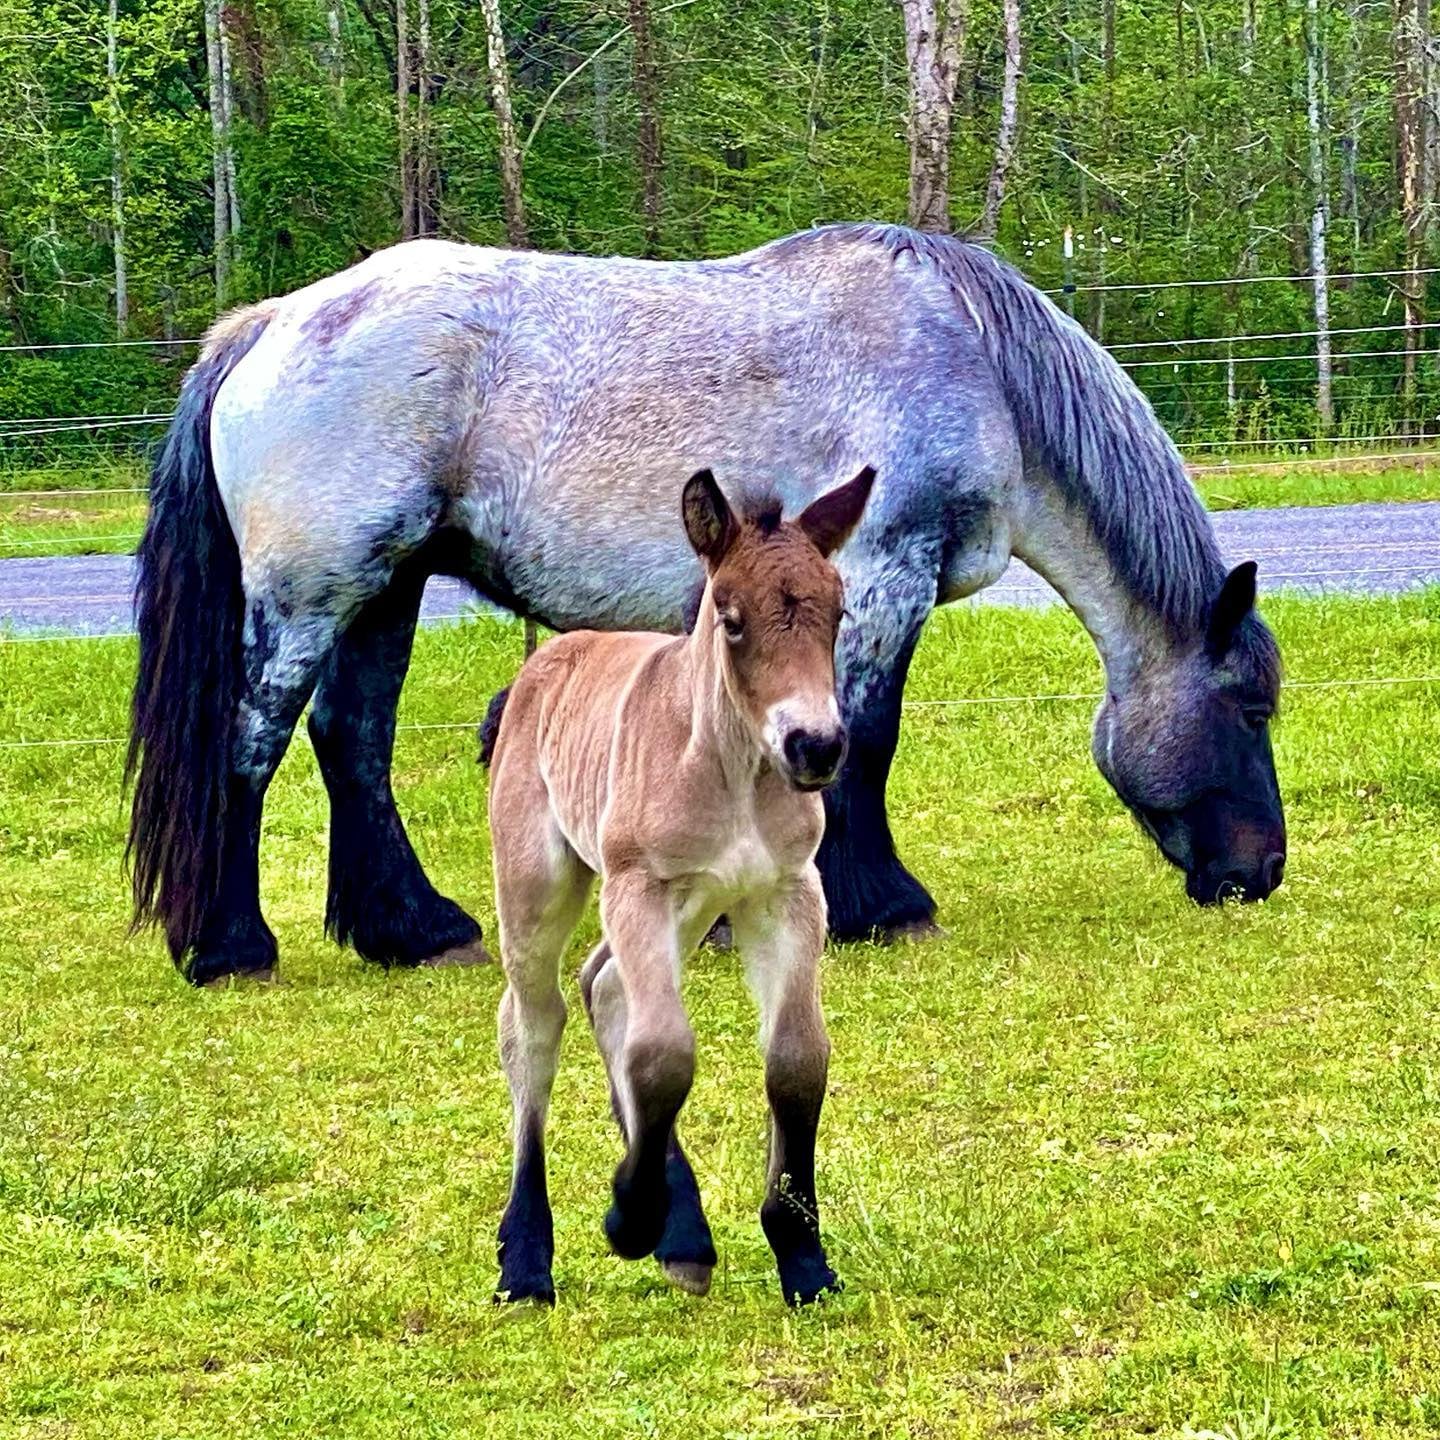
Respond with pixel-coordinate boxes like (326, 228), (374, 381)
(761, 224), (1233, 643)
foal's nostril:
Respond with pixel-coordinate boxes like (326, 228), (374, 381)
(783, 729), (847, 784)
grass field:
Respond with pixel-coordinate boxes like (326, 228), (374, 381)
(2, 452), (1439, 559)
(1, 593), (1439, 1437)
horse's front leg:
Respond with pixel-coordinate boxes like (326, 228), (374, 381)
(819, 556), (938, 942)
(309, 567), (491, 969)
(731, 870), (839, 1306)
(595, 872), (695, 1263)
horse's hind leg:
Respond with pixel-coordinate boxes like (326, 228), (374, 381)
(579, 941), (717, 1295)
(190, 604), (347, 985)
(308, 565), (490, 969)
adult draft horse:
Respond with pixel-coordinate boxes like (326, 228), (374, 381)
(485, 467), (873, 1306)
(128, 223), (1286, 986)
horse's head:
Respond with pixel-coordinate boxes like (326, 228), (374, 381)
(681, 465), (876, 791)
(1092, 561), (1286, 904)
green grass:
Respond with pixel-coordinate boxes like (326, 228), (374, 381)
(0, 462), (148, 559)
(1, 594), (1439, 1437)
(1192, 455), (1440, 511)
(1, 453), (1439, 559)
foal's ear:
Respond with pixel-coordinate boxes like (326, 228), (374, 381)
(1206, 560), (1258, 656)
(796, 465), (877, 557)
(682, 468), (739, 564)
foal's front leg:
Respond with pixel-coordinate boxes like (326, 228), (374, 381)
(492, 831), (592, 1304)
(731, 871), (840, 1306)
(595, 872), (696, 1262)
(580, 939), (717, 1293)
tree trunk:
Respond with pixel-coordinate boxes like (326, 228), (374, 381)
(107, 0), (127, 337)
(480, 0), (529, 247)
(900, 0), (965, 231)
(630, 0), (663, 255)
(976, 0), (1020, 241)
(415, 0), (435, 235)
(1395, 0), (1429, 409)
(593, 48), (610, 157)
(1305, 0), (1333, 432)
(219, 17), (240, 239)
(203, 0), (232, 306)
(397, 0), (414, 238)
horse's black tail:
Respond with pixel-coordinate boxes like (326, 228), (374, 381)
(126, 307), (273, 966)
(478, 686), (512, 768)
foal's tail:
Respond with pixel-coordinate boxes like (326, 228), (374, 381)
(126, 305), (274, 965)
(477, 686), (511, 769)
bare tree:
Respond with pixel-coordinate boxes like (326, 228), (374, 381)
(480, 0), (529, 247)
(1395, 0), (1430, 406)
(397, 0), (413, 237)
(630, 0), (664, 255)
(1305, 0), (1334, 430)
(203, 0), (236, 304)
(976, 0), (1020, 241)
(415, 0), (435, 235)
(899, 0), (965, 231)
(107, 0), (127, 336)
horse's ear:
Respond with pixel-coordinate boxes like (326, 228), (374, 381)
(681, 468), (738, 564)
(797, 465), (876, 557)
(1206, 560), (1258, 656)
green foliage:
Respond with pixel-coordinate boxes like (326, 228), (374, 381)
(0, 0), (1434, 454)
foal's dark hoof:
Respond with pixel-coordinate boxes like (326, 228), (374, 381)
(781, 1259), (842, 1308)
(605, 1194), (669, 1261)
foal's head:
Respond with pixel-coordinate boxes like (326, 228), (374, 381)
(681, 466), (875, 790)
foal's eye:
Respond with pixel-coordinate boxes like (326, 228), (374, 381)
(719, 605), (745, 641)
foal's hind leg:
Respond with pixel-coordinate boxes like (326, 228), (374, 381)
(731, 871), (839, 1306)
(309, 565), (490, 969)
(580, 941), (717, 1294)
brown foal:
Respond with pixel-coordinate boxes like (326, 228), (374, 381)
(483, 464), (875, 1306)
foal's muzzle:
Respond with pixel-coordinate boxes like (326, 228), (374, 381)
(781, 726), (848, 791)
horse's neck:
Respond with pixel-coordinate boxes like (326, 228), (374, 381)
(1008, 474), (1189, 696)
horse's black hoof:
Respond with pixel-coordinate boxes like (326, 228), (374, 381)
(494, 1276), (556, 1306)
(605, 1193), (669, 1261)
(877, 915), (947, 945)
(660, 1259), (714, 1295)
(781, 1259), (842, 1308)
(184, 915), (279, 988)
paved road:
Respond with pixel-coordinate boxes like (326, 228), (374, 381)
(2, 500), (1437, 636)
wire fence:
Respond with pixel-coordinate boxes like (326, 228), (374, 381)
(1, 671), (1435, 752)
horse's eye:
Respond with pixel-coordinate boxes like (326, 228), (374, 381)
(720, 607), (745, 641)
(1241, 706), (1271, 732)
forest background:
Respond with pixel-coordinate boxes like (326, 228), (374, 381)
(2, 0), (1439, 455)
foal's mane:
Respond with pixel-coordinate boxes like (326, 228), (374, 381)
(759, 224), (1228, 640)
